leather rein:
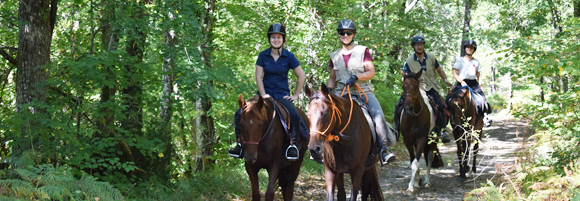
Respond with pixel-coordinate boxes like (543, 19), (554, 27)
(310, 84), (368, 141)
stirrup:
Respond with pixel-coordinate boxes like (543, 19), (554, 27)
(380, 148), (396, 166)
(285, 145), (299, 160)
(228, 143), (243, 158)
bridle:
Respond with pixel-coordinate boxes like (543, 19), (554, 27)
(403, 78), (424, 116)
(449, 86), (473, 128)
(309, 84), (367, 141)
(240, 101), (277, 145)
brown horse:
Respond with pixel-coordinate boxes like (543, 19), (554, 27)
(237, 95), (309, 201)
(305, 84), (383, 201)
(447, 86), (483, 183)
(400, 70), (444, 193)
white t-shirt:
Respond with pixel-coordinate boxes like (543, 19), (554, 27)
(453, 57), (480, 81)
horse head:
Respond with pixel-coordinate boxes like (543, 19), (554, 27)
(304, 83), (338, 164)
(448, 87), (472, 126)
(238, 94), (268, 164)
(402, 70), (423, 115)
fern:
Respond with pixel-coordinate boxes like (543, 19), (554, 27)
(0, 164), (124, 200)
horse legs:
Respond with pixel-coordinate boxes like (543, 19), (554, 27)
(456, 139), (468, 182)
(423, 148), (434, 187)
(245, 165), (261, 201)
(361, 166), (383, 201)
(324, 168), (336, 201)
(335, 173), (346, 201)
(348, 167), (364, 201)
(280, 159), (303, 201)
(265, 166), (280, 201)
(471, 139), (480, 176)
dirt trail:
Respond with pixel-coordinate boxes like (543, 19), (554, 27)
(288, 113), (534, 200)
(244, 113), (533, 200)
(374, 113), (533, 201)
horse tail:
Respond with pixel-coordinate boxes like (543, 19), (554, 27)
(323, 142), (336, 170)
(431, 147), (445, 168)
(361, 166), (383, 201)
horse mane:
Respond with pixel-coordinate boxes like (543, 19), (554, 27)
(243, 95), (269, 121)
(403, 73), (417, 80)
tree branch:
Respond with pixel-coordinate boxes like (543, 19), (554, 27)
(405, 0), (419, 13)
(0, 48), (17, 65)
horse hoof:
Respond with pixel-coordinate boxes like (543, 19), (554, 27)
(405, 188), (415, 195)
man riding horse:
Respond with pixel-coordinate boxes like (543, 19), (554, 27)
(394, 35), (454, 143)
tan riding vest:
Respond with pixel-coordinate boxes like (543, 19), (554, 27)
(405, 52), (441, 93)
(330, 45), (374, 96)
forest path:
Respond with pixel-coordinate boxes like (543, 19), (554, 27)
(286, 112), (534, 200)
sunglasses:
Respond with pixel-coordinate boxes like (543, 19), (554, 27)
(338, 30), (354, 36)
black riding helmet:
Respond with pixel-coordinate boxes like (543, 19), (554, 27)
(410, 35), (426, 47)
(337, 19), (356, 33)
(267, 23), (286, 43)
(337, 19), (356, 45)
(462, 39), (477, 51)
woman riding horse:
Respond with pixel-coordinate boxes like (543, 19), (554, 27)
(326, 19), (396, 166)
(229, 23), (306, 161)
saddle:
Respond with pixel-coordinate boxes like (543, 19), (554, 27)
(344, 95), (383, 167)
(270, 99), (309, 141)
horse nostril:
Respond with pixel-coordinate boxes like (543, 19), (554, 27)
(315, 146), (321, 154)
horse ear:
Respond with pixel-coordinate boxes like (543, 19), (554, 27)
(414, 69), (423, 80)
(238, 94), (245, 109)
(305, 85), (313, 99)
(321, 83), (329, 96)
(256, 95), (264, 109)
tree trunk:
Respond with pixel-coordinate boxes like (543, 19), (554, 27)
(540, 76), (545, 101)
(575, 0), (580, 17)
(155, 10), (177, 176)
(96, 0), (118, 138)
(491, 61), (496, 95)
(194, 0), (216, 172)
(461, 0), (471, 57)
(13, 0), (57, 168)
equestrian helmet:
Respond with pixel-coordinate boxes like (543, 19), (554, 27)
(337, 19), (356, 33)
(462, 39), (477, 51)
(411, 35), (426, 47)
(267, 23), (286, 42)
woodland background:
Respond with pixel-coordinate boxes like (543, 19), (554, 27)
(0, 0), (579, 200)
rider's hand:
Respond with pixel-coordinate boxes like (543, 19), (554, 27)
(345, 75), (358, 87)
(262, 94), (271, 99)
(445, 80), (453, 88)
(284, 95), (298, 101)
(460, 81), (467, 87)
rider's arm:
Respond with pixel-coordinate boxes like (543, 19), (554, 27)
(291, 66), (305, 98)
(436, 66), (452, 87)
(453, 69), (466, 86)
(357, 60), (375, 81)
(255, 65), (268, 97)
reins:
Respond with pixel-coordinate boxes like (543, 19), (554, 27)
(241, 101), (277, 145)
(310, 83), (367, 141)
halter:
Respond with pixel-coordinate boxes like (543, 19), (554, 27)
(310, 84), (367, 141)
(450, 86), (472, 127)
(240, 101), (277, 145)
(403, 78), (423, 116)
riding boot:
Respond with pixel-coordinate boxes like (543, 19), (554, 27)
(379, 144), (396, 166)
(286, 121), (300, 161)
(228, 110), (243, 158)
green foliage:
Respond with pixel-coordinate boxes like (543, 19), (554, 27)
(0, 164), (123, 200)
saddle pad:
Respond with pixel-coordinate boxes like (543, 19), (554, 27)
(349, 96), (377, 144)
(271, 99), (309, 141)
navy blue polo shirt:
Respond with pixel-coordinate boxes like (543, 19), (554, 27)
(256, 47), (300, 99)
(403, 53), (440, 74)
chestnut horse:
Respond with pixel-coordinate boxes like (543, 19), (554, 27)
(446, 86), (483, 183)
(400, 70), (444, 193)
(237, 95), (309, 201)
(305, 84), (382, 201)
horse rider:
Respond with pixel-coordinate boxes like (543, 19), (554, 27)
(326, 19), (397, 166)
(228, 23), (306, 160)
(451, 39), (493, 126)
(394, 35), (454, 143)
